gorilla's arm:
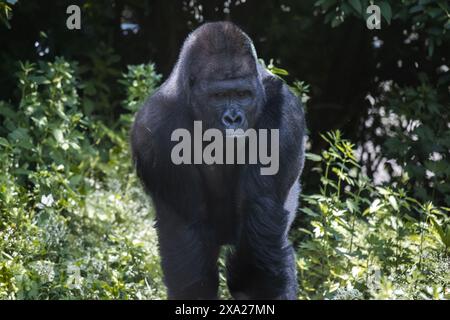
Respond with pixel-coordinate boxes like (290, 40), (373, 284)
(131, 97), (220, 299)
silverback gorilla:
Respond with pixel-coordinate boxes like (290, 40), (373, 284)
(131, 22), (305, 300)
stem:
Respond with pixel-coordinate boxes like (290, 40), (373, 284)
(395, 226), (401, 273)
(348, 160), (360, 256)
(418, 208), (425, 273)
(337, 175), (341, 198)
(323, 161), (331, 196)
(349, 215), (355, 254)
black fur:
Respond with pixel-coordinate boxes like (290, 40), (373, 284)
(131, 21), (305, 300)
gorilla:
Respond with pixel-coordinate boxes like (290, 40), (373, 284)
(131, 21), (305, 300)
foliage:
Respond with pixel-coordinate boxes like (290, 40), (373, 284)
(78, 44), (122, 119)
(260, 59), (311, 105)
(380, 76), (450, 206)
(119, 63), (162, 113)
(294, 131), (449, 299)
(117, 63), (162, 132)
(0, 58), (165, 299)
(0, 0), (15, 29)
(315, 0), (450, 56)
(312, 0), (450, 207)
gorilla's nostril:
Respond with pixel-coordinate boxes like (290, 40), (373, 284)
(222, 111), (243, 126)
(223, 114), (234, 125)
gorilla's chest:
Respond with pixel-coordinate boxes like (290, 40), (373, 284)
(199, 164), (240, 244)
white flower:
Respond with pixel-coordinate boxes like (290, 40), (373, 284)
(66, 263), (82, 290)
(39, 194), (55, 208)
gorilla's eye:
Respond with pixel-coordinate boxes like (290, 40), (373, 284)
(236, 90), (251, 98)
(212, 92), (226, 99)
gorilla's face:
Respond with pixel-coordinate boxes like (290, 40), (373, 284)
(189, 54), (265, 134)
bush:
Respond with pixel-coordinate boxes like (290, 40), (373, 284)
(381, 77), (450, 207)
(0, 58), (165, 299)
(295, 131), (449, 299)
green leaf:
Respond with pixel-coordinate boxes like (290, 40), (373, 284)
(388, 196), (399, 211)
(8, 128), (33, 150)
(427, 7), (443, 18)
(331, 17), (343, 28)
(0, 102), (17, 119)
(430, 217), (450, 247)
(269, 66), (289, 76)
(315, 0), (338, 11)
(346, 199), (359, 213)
(369, 199), (383, 213)
(348, 0), (362, 14)
(0, 137), (9, 148)
(409, 5), (423, 14)
(300, 207), (319, 217)
(306, 152), (322, 162)
(379, 1), (392, 24)
(53, 129), (64, 144)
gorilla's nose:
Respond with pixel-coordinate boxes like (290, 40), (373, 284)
(222, 109), (244, 128)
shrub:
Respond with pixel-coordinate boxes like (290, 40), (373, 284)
(0, 58), (165, 299)
(295, 131), (449, 299)
(381, 77), (450, 207)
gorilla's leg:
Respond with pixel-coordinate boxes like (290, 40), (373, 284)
(226, 196), (298, 300)
(156, 207), (219, 299)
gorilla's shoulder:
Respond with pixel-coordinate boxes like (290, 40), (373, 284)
(133, 89), (183, 137)
(262, 74), (284, 99)
(261, 74), (304, 129)
(131, 90), (181, 160)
